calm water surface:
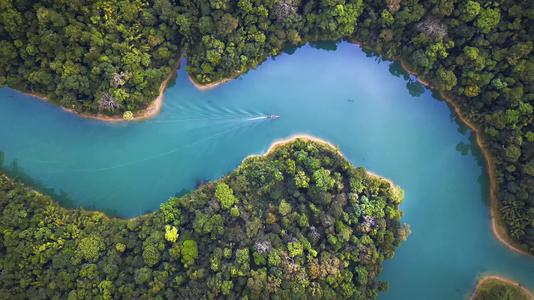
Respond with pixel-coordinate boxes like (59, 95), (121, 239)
(1, 42), (533, 299)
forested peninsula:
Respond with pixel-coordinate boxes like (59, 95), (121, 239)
(0, 0), (532, 255)
(471, 276), (534, 300)
(0, 138), (406, 299)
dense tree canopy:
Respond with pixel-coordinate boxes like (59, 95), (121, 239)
(352, 0), (534, 254)
(472, 277), (532, 300)
(0, 0), (533, 254)
(0, 139), (406, 299)
(0, 0), (182, 114)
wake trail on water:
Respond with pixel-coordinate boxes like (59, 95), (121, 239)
(161, 100), (269, 123)
(33, 119), (261, 174)
(154, 112), (270, 124)
(246, 116), (269, 121)
(21, 99), (274, 168)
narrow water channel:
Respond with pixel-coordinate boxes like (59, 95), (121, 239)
(1, 42), (532, 299)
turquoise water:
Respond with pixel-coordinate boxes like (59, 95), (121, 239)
(1, 42), (533, 298)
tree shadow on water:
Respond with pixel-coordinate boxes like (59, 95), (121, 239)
(388, 61), (425, 97)
(0, 150), (123, 218)
(456, 142), (470, 156)
(468, 134), (491, 206)
(452, 134), (490, 206)
(309, 40), (339, 51)
(406, 81), (425, 97)
(388, 61), (408, 79)
(282, 40), (340, 56)
(446, 105), (469, 136)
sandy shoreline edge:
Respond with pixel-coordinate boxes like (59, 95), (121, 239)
(15, 135), (388, 221)
(19, 61), (239, 120)
(243, 134), (399, 190)
(470, 275), (534, 300)
(10, 44), (530, 257)
(188, 72), (241, 91)
(20, 59), (181, 122)
(399, 59), (530, 257)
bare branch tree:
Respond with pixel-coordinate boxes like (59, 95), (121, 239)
(386, 0), (401, 13)
(361, 215), (377, 233)
(309, 226), (321, 241)
(255, 240), (272, 254)
(111, 71), (130, 87)
(272, 0), (299, 21)
(98, 92), (119, 112)
(416, 17), (448, 39)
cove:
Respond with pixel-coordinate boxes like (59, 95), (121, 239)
(1, 42), (533, 299)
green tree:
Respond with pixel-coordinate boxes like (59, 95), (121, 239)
(134, 267), (152, 285)
(287, 241), (304, 257)
(476, 8), (500, 34)
(381, 10), (394, 26)
(164, 225), (178, 243)
(143, 244), (161, 267)
(295, 170), (310, 188)
(460, 0), (480, 22)
(313, 168), (335, 192)
(77, 235), (105, 262)
(436, 68), (457, 91)
(217, 14), (238, 36)
(278, 199), (292, 216)
(181, 240), (198, 267)
(215, 182), (237, 209)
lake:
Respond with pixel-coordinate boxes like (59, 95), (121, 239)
(1, 42), (533, 299)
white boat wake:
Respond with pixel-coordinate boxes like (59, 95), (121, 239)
(246, 116), (269, 121)
(246, 114), (280, 121)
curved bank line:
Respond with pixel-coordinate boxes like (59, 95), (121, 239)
(188, 54), (529, 257)
(470, 275), (534, 300)
(242, 134), (400, 192)
(21, 59), (181, 122)
(188, 72), (241, 91)
(399, 59), (531, 257)
(12, 44), (529, 257)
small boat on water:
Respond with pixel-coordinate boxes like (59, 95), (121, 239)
(267, 114), (280, 120)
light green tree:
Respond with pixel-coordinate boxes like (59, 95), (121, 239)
(181, 240), (198, 267)
(164, 225), (178, 243)
(476, 8), (500, 33)
(215, 182), (237, 209)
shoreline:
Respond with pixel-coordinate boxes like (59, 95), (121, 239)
(20, 59), (181, 122)
(470, 275), (534, 300)
(239, 134), (340, 164)
(7, 135), (396, 222)
(399, 59), (530, 257)
(245, 134), (398, 190)
(263, 134), (340, 157)
(11, 44), (529, 256)
(188, 71), (241, 91)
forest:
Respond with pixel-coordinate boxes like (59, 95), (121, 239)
(472, 277), (532, 300)
(351, 0), (534, 254)
(0, 0), (532, 254)
(0, 139), (407, 299)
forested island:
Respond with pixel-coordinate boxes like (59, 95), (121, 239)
(0, 0), (532, 255)
(0, 138), (407, 299)
(471, 276), (534, 300)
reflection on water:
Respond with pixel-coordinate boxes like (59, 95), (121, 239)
(0, 151), (77, 212)
(456, 142), (470, 156)
(388, 62), (425, 97)
(406, 81), (425, 97)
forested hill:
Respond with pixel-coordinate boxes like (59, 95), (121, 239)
(0, 1), (533, 254)
(471, 277), (533, 300)
(352, 0), (534, 255)
(0, 0), (183, 115)
(0, 139), (407, 299)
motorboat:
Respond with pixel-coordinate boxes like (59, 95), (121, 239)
(267, 114), (280, 120)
